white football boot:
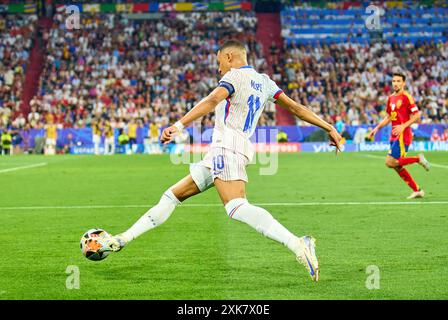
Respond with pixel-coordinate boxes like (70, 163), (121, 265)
(296, 236), (319, 282)
(418, 154), (430, 171)
(407, 189), (425, 199)
(103, 233), (128, 252)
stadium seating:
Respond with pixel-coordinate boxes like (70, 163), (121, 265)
(0, 14), (38, 130)
(0, 2), (447, 147)
(281, 6), (448, 45)
(29, 11), (276, 130)
(279, 3), (448, 127)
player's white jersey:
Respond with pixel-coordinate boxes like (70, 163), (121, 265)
(211, 66), (283, 161)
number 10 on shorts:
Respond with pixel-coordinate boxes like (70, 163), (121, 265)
(213, 155), (225, 173)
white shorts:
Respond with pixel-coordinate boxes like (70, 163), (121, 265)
(105, 137), (114, 144)
(93, 135), (101, 145)
(46, 138), (56, 146)
(189, 147), (249, 192)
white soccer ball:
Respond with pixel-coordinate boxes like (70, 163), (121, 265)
(80, 228), (111, 261)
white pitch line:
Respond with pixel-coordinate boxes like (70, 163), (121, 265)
(360, 154), (448, 169)
(0, 201), (447, 211)
(0, 162), (47, 174)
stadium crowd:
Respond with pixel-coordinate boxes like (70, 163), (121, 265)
(0, 14), (37, 130)
(1, 8), (447, 155)
(279, 2), (448, 128)
(25, 11), (276, 133)
(272, 40), (448, 127)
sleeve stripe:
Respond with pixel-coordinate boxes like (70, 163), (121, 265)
(218, 81), (235, 96)
(404, 91), (415, 105)
(273, 89), (283, 100)
(411, 106), (419, 112)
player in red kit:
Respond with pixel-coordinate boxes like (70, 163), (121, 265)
(369, 69), (430, 199)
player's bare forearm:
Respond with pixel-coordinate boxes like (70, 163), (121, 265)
(177, 87), (229, 127)
(276, 93), (332, 132)
(161, 87), (228, 144)
(276, 92), (342, 153)
(178, 97), (218, 127)
(391, 111), (421, 137)
(375, 115), (391, 130)
(403, 111), (421, 128)
(368, 115), (390, 139)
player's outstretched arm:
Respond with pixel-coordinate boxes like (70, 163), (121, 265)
(276, 92), (342, 153)
(161, 87), (229, 144)
(369, 115), (391, 139)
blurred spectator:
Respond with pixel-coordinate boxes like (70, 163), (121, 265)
(441, 128), (448, 141)
(277, 130), (288, 143)
(1, 14), (37, 134)
(103, 119), (115, 155)
(0, 9), (446, 154)
(353, 127), (367, 144)
(118, 128), (129, 154)
(127, 118), (138, 154)
(12, 126), (23, 154)
(1, 128), (12, 155)
(430, 128), (441, 141)
(281, 41), (448, 127)
(144, 121), (162, 154)
(20, 123), (31, 154)
(28, 11), (270, 133)
(92, 118), (102, 155)
(62, 132), (75, 154)
(335, 116), (345, 134)
(44, 118), (57, 155)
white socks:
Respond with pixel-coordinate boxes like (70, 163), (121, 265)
(120, 193), (300, 256)
(225, 198), (301, 256)
(122, 189), (180, 241)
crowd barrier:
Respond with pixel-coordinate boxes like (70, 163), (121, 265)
(7, 124), (445, 147)
(67, 141), (448, 154)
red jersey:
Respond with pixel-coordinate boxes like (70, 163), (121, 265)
(386, 91), (419, 145)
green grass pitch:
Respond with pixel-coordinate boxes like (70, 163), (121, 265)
(1, 152), (447, 299)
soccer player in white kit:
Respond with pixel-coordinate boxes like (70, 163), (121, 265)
(103, 40), (342, 281)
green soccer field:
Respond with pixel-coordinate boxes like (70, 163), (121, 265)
(1, 152), (448, 300)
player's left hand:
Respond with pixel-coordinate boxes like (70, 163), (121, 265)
(328, 127), (343, 154)
(392, 124), (406, 137)
(160, 125), (179, 144)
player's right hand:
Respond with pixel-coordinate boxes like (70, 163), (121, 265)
(160, 125), (179, 144)
(368, 128), (378, 139)
(328, 127), (342, 154)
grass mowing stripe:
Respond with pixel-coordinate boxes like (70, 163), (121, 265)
(1, 152), (447, 299)
(1, 201), (448, 211)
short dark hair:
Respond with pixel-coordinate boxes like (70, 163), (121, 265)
(218, 40), (246, 53)
(392, 67), (406, 81)
(393, 73), (406, 81)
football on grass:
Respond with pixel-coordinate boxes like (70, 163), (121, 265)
(80, 228), (111, 261)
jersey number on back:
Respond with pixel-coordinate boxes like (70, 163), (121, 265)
(243, 95), (261, 132)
